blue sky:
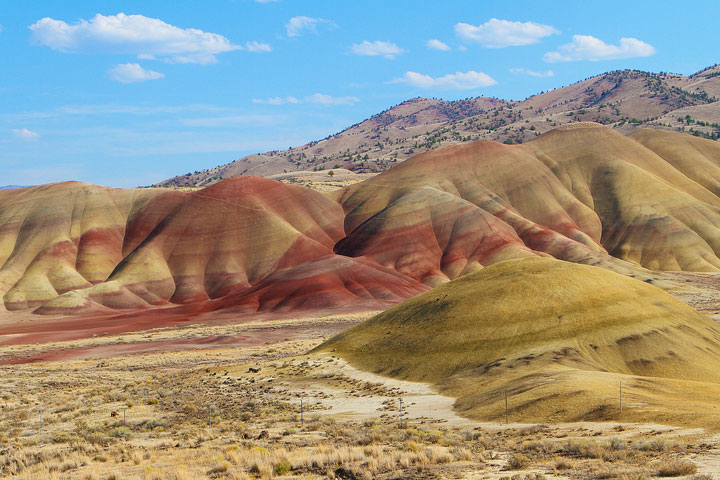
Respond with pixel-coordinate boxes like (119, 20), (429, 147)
(1, 0), (718, 187)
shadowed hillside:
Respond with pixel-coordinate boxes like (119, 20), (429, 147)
(316, 257), (720, 424)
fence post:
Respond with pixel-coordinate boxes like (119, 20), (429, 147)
(505, 388), (509, 425)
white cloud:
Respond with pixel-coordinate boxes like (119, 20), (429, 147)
(426, 39), (450, 51)
(12, 128), (40, 141)
(350, 40), (404, 59)
(509, 67), (554, 78)
(285, 16), (336, 37)
(29, 13), (241, 64)
(245, 41), (272, 53)
(305, 93), (359, 106)
(252, 94), (359, 106)
(108, 63), (165, 83)
(544, 35), (656, 62)
(252, 96), (300, 105)
(391, 71), (497, 90)
(455, 18), (558, 48)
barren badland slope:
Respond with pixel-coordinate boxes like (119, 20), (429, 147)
(2, 124), (720, 323)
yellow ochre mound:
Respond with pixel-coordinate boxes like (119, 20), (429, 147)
(316, 257), (720, 424)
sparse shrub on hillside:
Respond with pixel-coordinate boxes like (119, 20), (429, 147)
(656, 459), (697, 476)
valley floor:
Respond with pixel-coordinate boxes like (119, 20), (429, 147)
(1, 309), (719, 479)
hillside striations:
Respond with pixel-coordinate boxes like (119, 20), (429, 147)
(2, 125), (720, 331)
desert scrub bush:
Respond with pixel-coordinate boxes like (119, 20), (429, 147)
(564, 439), (600, 458)
(424, 446), (452, 464)
(656, 459), (698, 476)
(636, 438), (667, 452)
(609, 437), (627, 450)
(207, 462), (229, 475)
(552, 457), (573, 471)
(108, 426), (131, 439)
(274, 460), (291, 475)
(504, 453), (531, 470)
(521, 440), (553, 457)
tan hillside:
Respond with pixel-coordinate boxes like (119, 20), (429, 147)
(158, 66), (720, 187)
(316, 257), (720, 423)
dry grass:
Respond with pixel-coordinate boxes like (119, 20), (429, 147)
(0, 314), (717, 479)
(656, 458), (698, 476)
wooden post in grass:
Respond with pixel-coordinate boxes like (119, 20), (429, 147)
(399, 398), (404, 427)
(505, 389), (509, 425)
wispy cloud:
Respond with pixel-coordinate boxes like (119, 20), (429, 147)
(108, 63), (165, 83)
(12, 128), (40, 141)
(29, 13), (241, 64)
(285, 16), (336, 37)
(305, 93), (359, 105)
(426, 39), (451, 51)
(350, 40), (404, 59)
(253, 96), (300, 105)
(245, 41), (272, 53)
(391, 71), (497, 90)
(252, 94), (359, 106)
(455, 18), (558, 48)
(509, 67), (554, 78)
(544, 35), (656, 62)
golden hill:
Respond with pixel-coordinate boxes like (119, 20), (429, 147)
(316, 257), (720, 424)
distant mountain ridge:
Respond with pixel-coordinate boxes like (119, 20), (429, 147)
(157, 64), (720, 187)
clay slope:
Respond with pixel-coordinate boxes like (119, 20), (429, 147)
(3, 124), (720, 323)
(335, 123), (720, 282)
(159, 65), (720, 187)
(0, 178), (428, 316)
(316, 257), (720, 423)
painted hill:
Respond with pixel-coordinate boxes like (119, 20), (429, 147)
(0, 178), (428, 316)
(335, 122), (720, 281)
(158, 65), (720, 187)
(3, 124), (720, 325)
(315, 257), (720, 423)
